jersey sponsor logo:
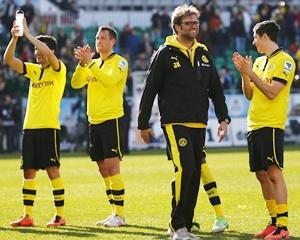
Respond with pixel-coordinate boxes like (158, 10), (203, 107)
(31, 80), (54, 88)
(283, 61), (293, 72)
(119, 60), (127, 70)
(178, 138), (187, 147)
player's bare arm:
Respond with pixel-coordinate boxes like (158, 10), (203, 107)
(232, 52), (253, 100)
(23, 18), (60, 70)
(3, 23), (23, 73)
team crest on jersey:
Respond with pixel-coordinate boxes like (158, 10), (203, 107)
(178, 138), (187, 147)
(201, 55), (209, 63)
(267, 64), (274, 71)
(119, 60), (127, 70)
(283, 61), (293, 72)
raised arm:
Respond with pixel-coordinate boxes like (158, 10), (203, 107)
(233, 52), (285, 100)
(23, 18), (60, 70)
(71, 46), (90, 89)
(232, 52), (253, 100)
(3, 23), (24, 73)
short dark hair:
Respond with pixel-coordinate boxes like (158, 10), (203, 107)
(98, 26), (118, 40)
(171, 4), (200, 34)
(253, 20), (280, 42)
(36, 35), (57, 52)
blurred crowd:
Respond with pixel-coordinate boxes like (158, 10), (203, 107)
(1, 0), (300, 152)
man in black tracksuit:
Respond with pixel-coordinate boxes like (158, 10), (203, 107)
(138, 4), (230, 240)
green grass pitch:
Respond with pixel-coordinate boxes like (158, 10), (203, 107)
(0, 148), (299, 240)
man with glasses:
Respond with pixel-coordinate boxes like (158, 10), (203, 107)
(138, 4), (230, 240)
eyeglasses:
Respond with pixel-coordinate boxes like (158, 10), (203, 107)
(180, 21), (200, 27)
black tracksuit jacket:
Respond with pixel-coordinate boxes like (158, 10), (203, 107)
(138, 42), (230, 130)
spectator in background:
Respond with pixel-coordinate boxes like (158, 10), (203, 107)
(56, 28), (68, 53)
(150, 8), (161, 44)
(21, 0), (35, 26)
(257, 0), (273, 21)
(71, 24), (85, 47)
(219, 65), (234, 90)
(160, 7), (172, 38)
(231, 11), (247, 53)
(120, 94), (131, 155)
(210, 23), (229, 58)
(0, 94), (15, 152)
(139, 32), (154, 58)
(1, 0), (17, 32)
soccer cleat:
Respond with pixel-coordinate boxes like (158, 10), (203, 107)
(191, 222), (200, 232)
(103, 215), (125, 227)
(96, 215), (114, 226)
(254, 225), (277, 238)
(172, 227), (198, 240)
(211, 216), (229, 233)
(264, 228), (290, 240)
(46, 215), (66, 227)
(10, 215), (34, 227)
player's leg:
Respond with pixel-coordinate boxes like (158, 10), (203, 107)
(10, 169), (37, 227)
(46, 166), (65, 227)
(43, 129), (65, 227)
(95, 119), (125, 227)
(264, 129), (289, 239)
(249, 128), (278, 238)
(10, 130), (37, 227)
(201, 157), (229, 232)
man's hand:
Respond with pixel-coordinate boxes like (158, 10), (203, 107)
(139, 128), (154, 144)
(217, 121), (228, 142)
(11, 21), (20, 39)
(23, 18), (30, 38)
(232, 52), (253, 76)
(74, 44), (95, 66)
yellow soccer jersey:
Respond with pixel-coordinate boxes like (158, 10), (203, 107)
(23, 61), (66, 129)
(71, 53), (128, 124)
(248, 49), (295, 131)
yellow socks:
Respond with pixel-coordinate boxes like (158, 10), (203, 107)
(201, 163), (225, 218)
(22, 178), (37, 217)
(266, 199), (277, 225)
(276, 204), (288, 228)
(110, 174), (125, 218)
(50, 177), (65, 218)
(103, 177), (114, 215)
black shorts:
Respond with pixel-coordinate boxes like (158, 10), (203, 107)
(89, 119), (122, 161)
(21, 129), (60, 170)
(247, 127), (284, 172)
